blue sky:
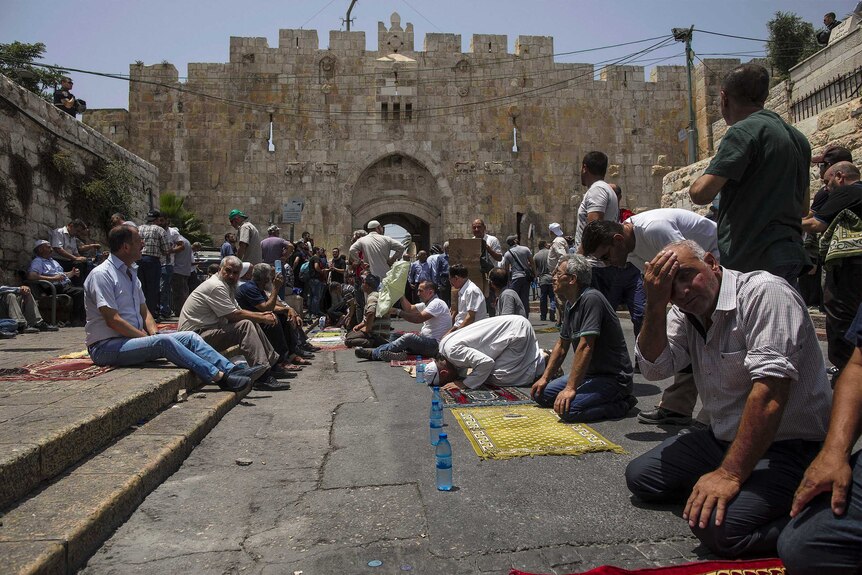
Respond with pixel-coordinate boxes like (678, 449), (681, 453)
(1, 0), (845, 110)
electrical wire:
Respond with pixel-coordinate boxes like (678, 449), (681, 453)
(399, 0), (444, 33)
(694, 28), (769, 43)
(300, 0), (340, 30)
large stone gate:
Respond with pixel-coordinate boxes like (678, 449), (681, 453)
(86, 12), (725, 249)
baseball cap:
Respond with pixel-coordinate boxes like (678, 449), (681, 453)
(229, 209), (248, 220)
(549, 222), (563, 237)
(812, 145), (852, 165)
(146, 209), (162, 222)
(367, 219), (381, 230)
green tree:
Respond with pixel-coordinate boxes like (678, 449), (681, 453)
(767, 11), (819, 78)
(0, 41), (67, 99)
(159, 193), (212, 245)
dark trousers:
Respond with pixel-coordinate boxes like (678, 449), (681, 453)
(778, 450), (862, 574)
(625, 429), (821, 558)
(56, 283), (85, 324)
(824, 257), (862, 371)
(539, 283), (556, 320)
(510, 276), (531, 319)
(535, 375), (633, 422)
(592, 263), (644, 336)
(138, 255), (162, 317)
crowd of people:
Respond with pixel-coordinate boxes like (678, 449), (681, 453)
(1, 61), (860, 572)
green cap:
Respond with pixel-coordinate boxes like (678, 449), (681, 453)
(228, 209), (248, 220)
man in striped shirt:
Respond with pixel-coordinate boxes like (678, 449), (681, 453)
(626, 240), (832, 558)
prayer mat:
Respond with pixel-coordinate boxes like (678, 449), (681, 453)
(58, 350), (90, 359)
(309, 329), (348, 351)
(535, 326), (560, 334)
(390, 357), (434, 367)
(509, 557), (784, 575)
(452, 405), (625, 460)
(0, 358), (114, 382)
(156, 322), (178, 333)
(440, 384), (534, 408)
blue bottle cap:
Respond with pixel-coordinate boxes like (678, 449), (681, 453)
(438, 432), (447, 439)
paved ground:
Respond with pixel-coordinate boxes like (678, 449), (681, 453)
(75, 317), (727, 575)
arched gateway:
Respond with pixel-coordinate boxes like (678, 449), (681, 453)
(349, 150), (452, 252)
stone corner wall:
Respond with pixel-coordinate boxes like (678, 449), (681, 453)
(660, 157), (712, 214)
(0, 74), (158, 271)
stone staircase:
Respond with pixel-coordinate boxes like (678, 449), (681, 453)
(0, 332), (245, 574)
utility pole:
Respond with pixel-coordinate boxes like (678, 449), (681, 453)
(673, 26), (698, 165)
(344, 0), (357, 31)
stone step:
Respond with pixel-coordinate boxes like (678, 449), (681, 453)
(1, 382), (246, 575)
(0, 345), (239, 511)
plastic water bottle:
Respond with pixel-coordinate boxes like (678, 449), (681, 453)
(435, 433), (453, 491)
(431, 386), (442, 405)
(429, 400), (443, 445)
(318, 316), (326, 330)
(416, 355), (425, 384)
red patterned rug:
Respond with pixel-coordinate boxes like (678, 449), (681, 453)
(390, 357), (434, 367)
(441, 383), (534, 408)
(156, 322), (178, 333)
(510, 558), (784, 575)
(0, 358), (115, 382)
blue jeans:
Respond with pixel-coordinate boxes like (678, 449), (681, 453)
(88, 331), (234, 382)
(539, 283), (556, 320)
(138, 255), (162, 317)
(308, 278), (324, 315)
(160, 264), (174, 317)
(592, 263), (645, 336)
(372, 333), (439, 360)
(536, 374), (633, 422)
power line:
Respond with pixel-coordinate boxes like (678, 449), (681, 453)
(399, 0), (443, 33)
(694, 28), (769, 43)
(300, 0), (340, 30)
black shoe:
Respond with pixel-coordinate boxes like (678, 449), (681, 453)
(253, 376), (291, 391)
(296, 350), (315, 360)
(269, 365), (297, 379)
(0, 331), (16, 339)
(354, 347), (373, 360)
(637, 407), (692, 425)
(219, 373), (252, 392)
(229, 364), (269, 382)
(303, 344), (322, 352)
(34, 321), (59, 332)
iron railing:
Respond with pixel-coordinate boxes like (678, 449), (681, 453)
(791, 65), (862, 122)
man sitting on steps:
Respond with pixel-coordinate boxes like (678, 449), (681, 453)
(84, 225), (265, 392)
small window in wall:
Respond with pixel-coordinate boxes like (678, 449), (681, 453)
(381, 102), (389, 121)
(393, 102), (400, 121)
(405, 103), (412, 122)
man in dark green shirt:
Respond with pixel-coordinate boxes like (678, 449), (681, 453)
(689, 64), (810, 286)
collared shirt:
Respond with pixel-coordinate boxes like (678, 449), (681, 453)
(349, 232), (406, 278)
(427, 253), (449, 284)
(178, 274), (239, 332)
(454, 278), (488, 328)
(84, 254), (145, 346)
(483, 234), (504, 268)
(173, 236), (193, 276)
(138, 224), (169, 263)
(221, 242), (235, 258)
(408, 260), (432, 285)
(548, 236), (569, 274)
(237, 221), (262, 264)
(636, 268), (832, 443)
(439, 315), (544, 389)
(50, 225), (78, 260)
(28, 256), (69, 285)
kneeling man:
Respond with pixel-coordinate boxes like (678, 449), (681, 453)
(85, 225), (265, 392)
(426, 314), (545, 391)
(625, 240), (832, 557)
(531, 254), (636, 422)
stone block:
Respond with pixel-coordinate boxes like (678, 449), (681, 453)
(0, 541), (66, 575)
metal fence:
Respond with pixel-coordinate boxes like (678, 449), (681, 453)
(791, 65), (862, 122)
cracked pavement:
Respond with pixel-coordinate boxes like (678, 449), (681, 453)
(80, 320), (709, 574)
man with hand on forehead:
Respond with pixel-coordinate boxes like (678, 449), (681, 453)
(625, 240), (832, 558)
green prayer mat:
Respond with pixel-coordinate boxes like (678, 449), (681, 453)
(452, 405), (626, 460)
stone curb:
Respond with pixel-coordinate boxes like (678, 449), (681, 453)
(0, 382), (246, 575)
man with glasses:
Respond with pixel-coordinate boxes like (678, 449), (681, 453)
(53, 76), (78, 116)
(530, 254), (636, 422)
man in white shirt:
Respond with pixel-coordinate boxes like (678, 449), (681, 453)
(447, 264), (487, 334)
(354, 280), (452, 361)
(425, 315), (546, 391)
(348, 220), (406, 278)
(472, 218), (502, 316)
(581, 208), (719, 425)
(574, 151), (619, 252)
(626, 240), (832, 558)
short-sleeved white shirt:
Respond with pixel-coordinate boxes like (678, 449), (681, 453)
(575, 180), (619, 250)
(627, 208), (719, 271)
(454, 279), (488, 328)
(418, 297), (453, 341)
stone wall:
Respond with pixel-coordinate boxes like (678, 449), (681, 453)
(0, 74), (157, 271)
(85, 13), (707, 252)
(662, 95), (862, 210)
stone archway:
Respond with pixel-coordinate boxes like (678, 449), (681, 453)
(351, 153), (445, 252)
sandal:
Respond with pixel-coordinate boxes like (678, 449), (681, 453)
(291, 356), (312, 366)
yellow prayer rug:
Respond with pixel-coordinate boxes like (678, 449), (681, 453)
(58, 350), (90, 359)
(452, 405), (625, 460)
(534, 326), (560, 334)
